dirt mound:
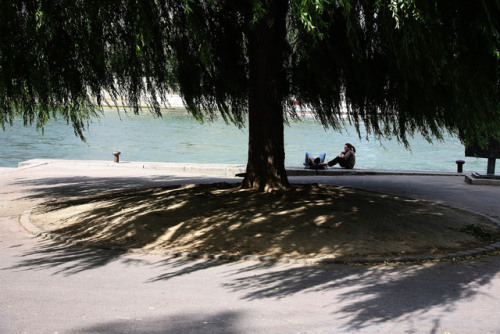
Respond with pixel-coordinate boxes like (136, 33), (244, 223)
(30, 183), (500, 259)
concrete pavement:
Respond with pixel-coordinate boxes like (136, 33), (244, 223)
(1, 160), (500, 333)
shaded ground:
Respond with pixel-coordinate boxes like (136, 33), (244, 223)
(30, 183), (500, 259)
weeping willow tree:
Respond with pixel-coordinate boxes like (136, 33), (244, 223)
(1, 1), (499, 190)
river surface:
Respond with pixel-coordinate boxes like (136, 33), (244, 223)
(0, 108), (489, 173)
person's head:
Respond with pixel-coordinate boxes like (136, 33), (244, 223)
(344, 143), (356, 153)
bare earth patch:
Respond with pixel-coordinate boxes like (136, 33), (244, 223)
(30, 183), (500, 259)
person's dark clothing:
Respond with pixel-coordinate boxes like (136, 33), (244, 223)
(327, 150), (355, 169)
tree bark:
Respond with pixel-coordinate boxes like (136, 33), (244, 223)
(241, 0), (290, 191)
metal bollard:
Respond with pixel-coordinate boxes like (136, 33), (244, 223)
(455, 160), (465, 173)
(113, 151), (121, 163)
(487, 157), (496, 175)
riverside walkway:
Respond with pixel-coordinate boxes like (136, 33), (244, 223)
(1, 160), (499, 333)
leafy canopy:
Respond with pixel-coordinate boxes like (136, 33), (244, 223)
(1, 0), (499, 147)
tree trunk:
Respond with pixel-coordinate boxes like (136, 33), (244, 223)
(241, 0), (290, 191)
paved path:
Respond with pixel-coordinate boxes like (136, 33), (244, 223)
(1, 161), (500, 333)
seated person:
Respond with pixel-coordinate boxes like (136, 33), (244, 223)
(304, 143), (356, 169)
(327, 143), (356, 169)
(304, 152), (326, 167)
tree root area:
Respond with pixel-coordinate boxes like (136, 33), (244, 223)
(30, 183), (500, 259)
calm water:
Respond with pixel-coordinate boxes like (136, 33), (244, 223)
(0, 109), (489, 172)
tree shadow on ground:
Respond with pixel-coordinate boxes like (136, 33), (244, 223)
(11, 174), (225, 200)
(220, 258), (500, 331)
(71, 311), (241, 334)
(7, 175), (500, 331)
(7, 230), (500, 332)
(28, 182), (500, 258)
(5, 238), (127, 276)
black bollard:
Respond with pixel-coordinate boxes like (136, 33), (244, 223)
(487, 158), (496, 175)
(455, 160), (465, 173)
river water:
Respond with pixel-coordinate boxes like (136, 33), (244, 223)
(0, 108), (489, 173)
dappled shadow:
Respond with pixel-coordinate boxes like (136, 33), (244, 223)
(11, 174), (220, 200)
(146, 257), (226, 282)
(5, 173), (500, 331)
(7, 228), (500, 331)
(219, 258), (500, 331)
(71, 311), (241, 334)
(29, 182), (500, 258)
(4, 238), (127, 276)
